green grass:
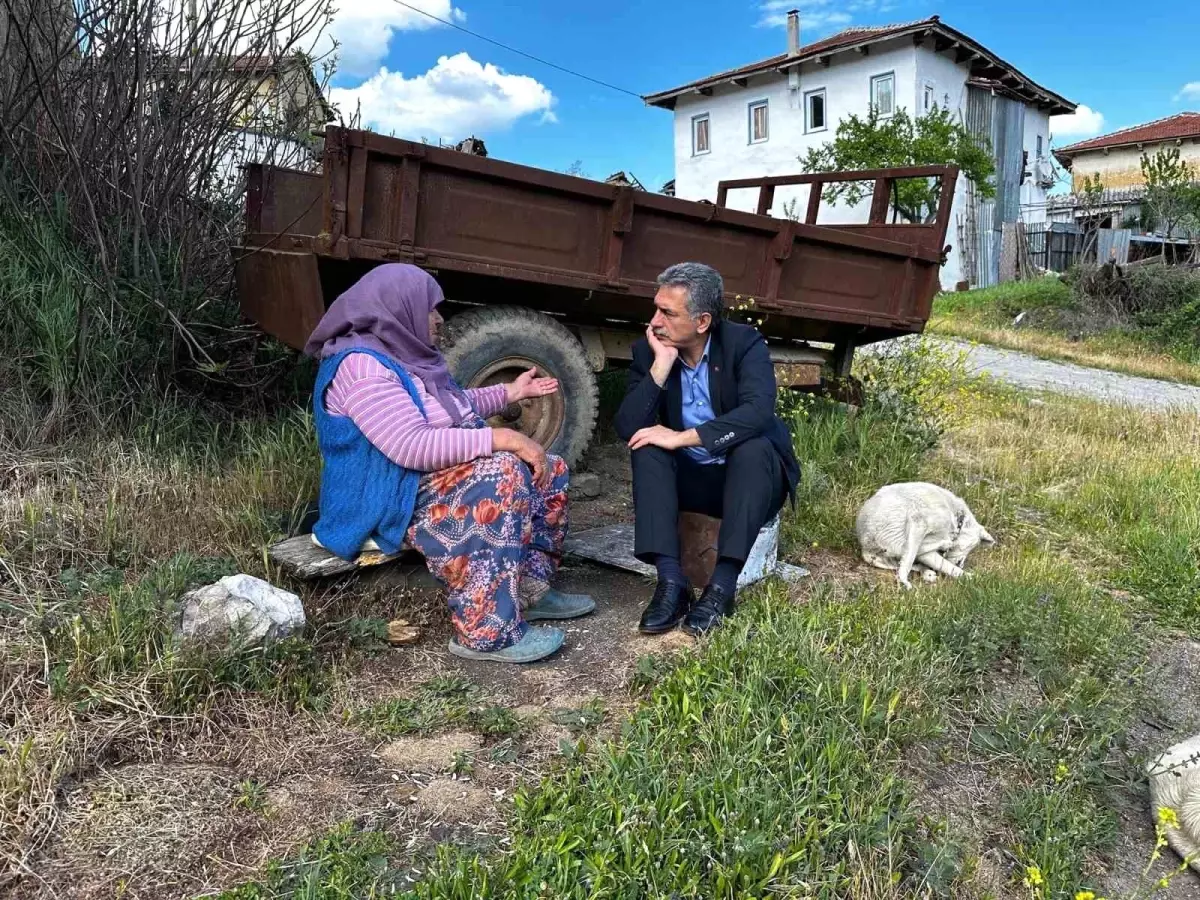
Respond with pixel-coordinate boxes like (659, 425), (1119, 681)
(224, 561), (1145, 900)
(352, 676), (525, 740)
(929, 277), (1200, 386)
(932, 278), (1075, 319)
(215, 823), (401, 899)
(353, 676), (480, 737)
(37, 551), (330, 716)
(933, 389), (1200, 631)
(219, 343), (1200, 900)
(9, 332), (1196, 899)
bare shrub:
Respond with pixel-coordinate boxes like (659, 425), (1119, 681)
(0, 0), (336, 438)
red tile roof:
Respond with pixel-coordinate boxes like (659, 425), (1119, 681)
(643, 16), (1074, 116)
(1057, 112), (1200, 155)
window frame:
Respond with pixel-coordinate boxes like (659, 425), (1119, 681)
(870, 71), (896, 118)
(748, 98), (769, 144)
(1037, 134), (1044, 157)
(922, 81), (936, 113)
(691, 112), (711, 156)
(804, 87), (827, 134)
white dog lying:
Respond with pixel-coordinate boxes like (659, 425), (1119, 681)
(855, 482), (994, 588)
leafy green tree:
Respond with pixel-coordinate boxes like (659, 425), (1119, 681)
(799, 105), (995, 223)
(1140, 147), (1200, 253)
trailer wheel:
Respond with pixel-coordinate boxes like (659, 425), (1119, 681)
(442, 306), (599, 468)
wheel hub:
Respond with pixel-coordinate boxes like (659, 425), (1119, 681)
(466, 356), (565, 450)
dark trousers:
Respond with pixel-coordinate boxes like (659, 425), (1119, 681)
(631, 437), (786, 565)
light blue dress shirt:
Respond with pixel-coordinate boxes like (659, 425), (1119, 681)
(679, 337), (723, 465)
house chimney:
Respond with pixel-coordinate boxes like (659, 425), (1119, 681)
(787, 9), (801, 56)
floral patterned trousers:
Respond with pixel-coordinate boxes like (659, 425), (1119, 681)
(405, 450), (570, 651)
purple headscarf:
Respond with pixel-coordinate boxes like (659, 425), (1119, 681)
(304, 263), (469, 423)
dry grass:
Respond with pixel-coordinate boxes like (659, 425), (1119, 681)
(0, 407), (664, 898)
(7, 358), (1200, 898)
(0, 411), (322, 890)
(928, 315), (1200, 386)
(926, 385), (1200, 629)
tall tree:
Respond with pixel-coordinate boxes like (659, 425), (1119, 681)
(1140, 147), (1200, 257)
(799, 105), (995, 223)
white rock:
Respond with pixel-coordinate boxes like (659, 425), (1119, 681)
(739, 515), (780, 588)
(176, 574), (305, 647)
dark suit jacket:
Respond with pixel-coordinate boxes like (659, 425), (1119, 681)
(614, 319), (800, 502)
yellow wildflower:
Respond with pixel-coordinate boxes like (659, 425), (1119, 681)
(1024, 865), (1044, 888)
(1158, 806), (1180, 828)
(1074, 892), (1096, 900)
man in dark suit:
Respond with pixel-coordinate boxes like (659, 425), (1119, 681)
(614, 262), (800, 637)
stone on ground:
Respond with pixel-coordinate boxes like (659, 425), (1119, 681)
(176, 574), (305, 647)
(569, 472), (602, 500)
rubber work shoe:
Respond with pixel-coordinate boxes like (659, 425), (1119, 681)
(447, 625), (565, 664)
(524, 589), (596, 621)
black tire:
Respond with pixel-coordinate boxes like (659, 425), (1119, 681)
(442, 306), (599, 468)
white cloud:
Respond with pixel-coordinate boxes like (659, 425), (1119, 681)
(1050, 104), (1106, 139)
(756, 0), (863, 32)
(1175, 81), (1200, 102)
(330, 0), (466, 79)
(329, 52), (555, 141)
(146, 0), (464, 81)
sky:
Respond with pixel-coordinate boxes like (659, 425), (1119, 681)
(313, 0), (1199, 192)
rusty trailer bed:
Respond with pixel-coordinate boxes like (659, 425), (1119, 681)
(238, 126), (957, 355)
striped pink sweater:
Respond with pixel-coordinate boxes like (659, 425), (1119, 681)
(325, 352), (509, 472)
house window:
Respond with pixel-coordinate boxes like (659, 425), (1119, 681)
(871, 72), (895, 117)
(748, 100), (769, 143)
(805, 88), (826, 132)
(692, 113), (710, 156)
(1037, 134), (1044, 157)
(922, 83), (936, 113)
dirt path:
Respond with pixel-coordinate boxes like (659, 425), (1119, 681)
(944, 338), (1200, 411)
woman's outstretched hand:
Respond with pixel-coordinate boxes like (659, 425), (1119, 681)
(506, 367), (559, 404)
(492, 428), (550, 489)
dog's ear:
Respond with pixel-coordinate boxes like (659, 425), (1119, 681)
(980, 527), (995, 544)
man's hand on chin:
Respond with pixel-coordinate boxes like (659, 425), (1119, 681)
(628, 425), (702, 452)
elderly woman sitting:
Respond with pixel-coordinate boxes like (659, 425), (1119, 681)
(304, 264), (594, 664)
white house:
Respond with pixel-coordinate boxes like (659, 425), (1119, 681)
(643, 14), (1075, 290)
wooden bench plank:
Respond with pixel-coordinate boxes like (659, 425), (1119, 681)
(269, 534), (405, 580)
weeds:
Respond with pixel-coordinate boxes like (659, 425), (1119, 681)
(230, 562), (1150, 899)
(931, 268), (1200, 384)
(778, 336), (985, 551)
(235, 779), (269, 815)
(934, 388), (1200, 630)
(34, 552), (329, 716)
(214, 822), (400, 900)
(475, 706), (522, 738)
(6, 320), (1198, 897)
(353, 678), (523, 741)
(549, 698), (607, 734)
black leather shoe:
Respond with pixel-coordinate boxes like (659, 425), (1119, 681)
(638, 580), (694, 634)
(682, 584), (736, 636)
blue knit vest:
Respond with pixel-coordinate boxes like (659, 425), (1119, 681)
(312, 349), (427, 560)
